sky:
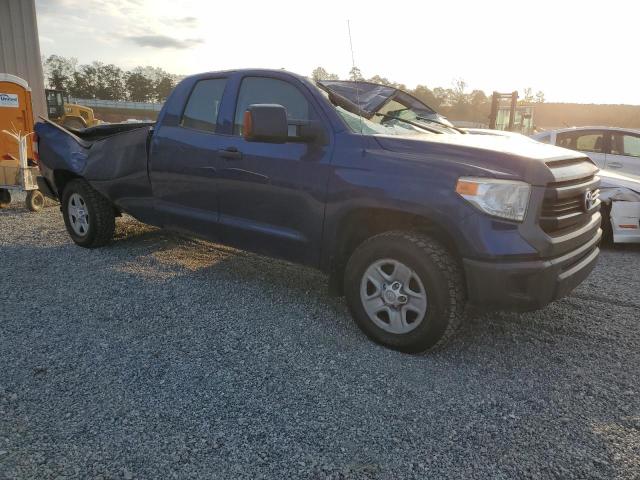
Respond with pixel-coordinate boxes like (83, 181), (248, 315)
(35, 0), (640, 105)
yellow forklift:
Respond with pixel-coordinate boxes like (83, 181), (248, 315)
(45, 89), (103, 129)
(488, 91), (535, 136)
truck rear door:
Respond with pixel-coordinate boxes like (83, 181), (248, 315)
(149, 77), (228, 238)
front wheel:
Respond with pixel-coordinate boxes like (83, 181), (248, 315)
(61, 179), (115, 248)
(344, 231), (466, 353)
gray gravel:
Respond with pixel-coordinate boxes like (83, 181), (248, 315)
(1, 195), (639, 480)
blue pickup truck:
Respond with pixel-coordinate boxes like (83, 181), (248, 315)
(35, 69), (602, 352)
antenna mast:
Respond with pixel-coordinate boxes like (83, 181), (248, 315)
(347, 20), (364, 134)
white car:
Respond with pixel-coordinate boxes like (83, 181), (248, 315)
(599, 170), (640, 243)
(532, 127), (640, 179)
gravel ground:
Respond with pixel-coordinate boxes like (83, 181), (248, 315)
(1, 195), (639, 480)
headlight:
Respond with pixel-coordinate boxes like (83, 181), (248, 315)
(456, 177), (531, 222)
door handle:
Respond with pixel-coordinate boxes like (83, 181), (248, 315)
(608, 162), (623, 169)
(218, 147), (242, 160)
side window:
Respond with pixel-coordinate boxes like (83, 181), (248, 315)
(233, 77), (312, 136)
(556, 131), (604, 153)
(610, 133), (640, 157)
(181, 78), (227, 132)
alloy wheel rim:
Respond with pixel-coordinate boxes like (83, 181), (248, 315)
(68, 193), (90, 236)
(360, 258), (428, 334)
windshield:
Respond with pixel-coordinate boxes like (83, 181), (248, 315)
(336, 107), (426, 136)
(318, 87), (428, 136)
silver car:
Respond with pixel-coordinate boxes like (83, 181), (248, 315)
(533, 127), (640, 179)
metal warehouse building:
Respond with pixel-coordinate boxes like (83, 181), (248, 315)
(0, 0), (47, 120)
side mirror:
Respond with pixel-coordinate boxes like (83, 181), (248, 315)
(243, 104), (288, 143)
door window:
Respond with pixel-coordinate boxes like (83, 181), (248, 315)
(610, 133), (640, 157)
(181, 78), (227, 132)
(556, 130), (604, 153)
(233, 77), (312, 136)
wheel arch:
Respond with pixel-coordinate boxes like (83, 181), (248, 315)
(327, 207), (465, 296)
(53, 169), (82, 197)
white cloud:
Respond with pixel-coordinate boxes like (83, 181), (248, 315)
(34, 0), (640, 104)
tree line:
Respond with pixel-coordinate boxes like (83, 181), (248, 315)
(42, 56), (545, 121)
(313, 66), (545, 124)
(43, 55), (178, 102)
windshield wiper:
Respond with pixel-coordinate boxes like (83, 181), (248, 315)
(415, 116), (467, 134)
(373, 113), (443, 134)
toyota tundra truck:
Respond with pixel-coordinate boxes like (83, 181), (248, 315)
(34, 69), (602, 352)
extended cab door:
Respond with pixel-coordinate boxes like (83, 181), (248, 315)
(213, 74), (333, 266)
(606, 131), (640, 179)
(149, 77), (228, 238)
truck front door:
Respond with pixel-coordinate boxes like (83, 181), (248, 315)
(213, 75), (333, 266)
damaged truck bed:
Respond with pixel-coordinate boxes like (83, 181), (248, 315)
(36, 120), (157, 220)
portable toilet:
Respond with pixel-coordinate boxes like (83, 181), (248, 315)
(0, 73), (35, 163)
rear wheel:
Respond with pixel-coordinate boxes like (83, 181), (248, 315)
(0, 189), (10, 208)
(25, 190), (45, 212)
(344, 231), (466, 353)
(61, 179), (115, 247)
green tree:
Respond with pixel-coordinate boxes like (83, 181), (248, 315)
(155, 75), (175, 102)
(125, 71), (154, 102)
(97, 64), (125, 100)
(349, 66), (364, 81)
(433, 87), (453, 107)
(311, 66), (339, 81)
(43, 55), (77, 91)
(69, 63), (99, 98)
(535, 91), (545, 103)
(452, 78), (468, 106)
(411, 85), (439, 108)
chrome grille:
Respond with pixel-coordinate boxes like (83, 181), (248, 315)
(541, 159), (600, 236)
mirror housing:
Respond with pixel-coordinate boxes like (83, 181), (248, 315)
(243, 104), (288, 143)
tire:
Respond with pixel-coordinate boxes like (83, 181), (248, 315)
(61, 179), (115, 248)
(25, 190), (45, 212)
(344, 231), (466, 353)
(0, 189), (10, 209)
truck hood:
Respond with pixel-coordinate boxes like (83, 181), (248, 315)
(374, 133), (592, 185)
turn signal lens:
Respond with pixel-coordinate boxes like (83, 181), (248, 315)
(455, 180), (479, 196)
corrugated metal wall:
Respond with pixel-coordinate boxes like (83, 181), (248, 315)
(0, 0), (47, 120)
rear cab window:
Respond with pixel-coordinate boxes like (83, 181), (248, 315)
(181, 78), (227, 132)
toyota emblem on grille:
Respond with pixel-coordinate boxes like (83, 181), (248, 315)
(584, 190), (596, 211)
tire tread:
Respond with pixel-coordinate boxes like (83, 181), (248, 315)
(346, 230), (466, 352)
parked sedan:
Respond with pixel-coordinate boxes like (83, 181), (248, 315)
(532, 127), (640, 179)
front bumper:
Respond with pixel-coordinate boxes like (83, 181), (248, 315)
(463, 228), (602, 311)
